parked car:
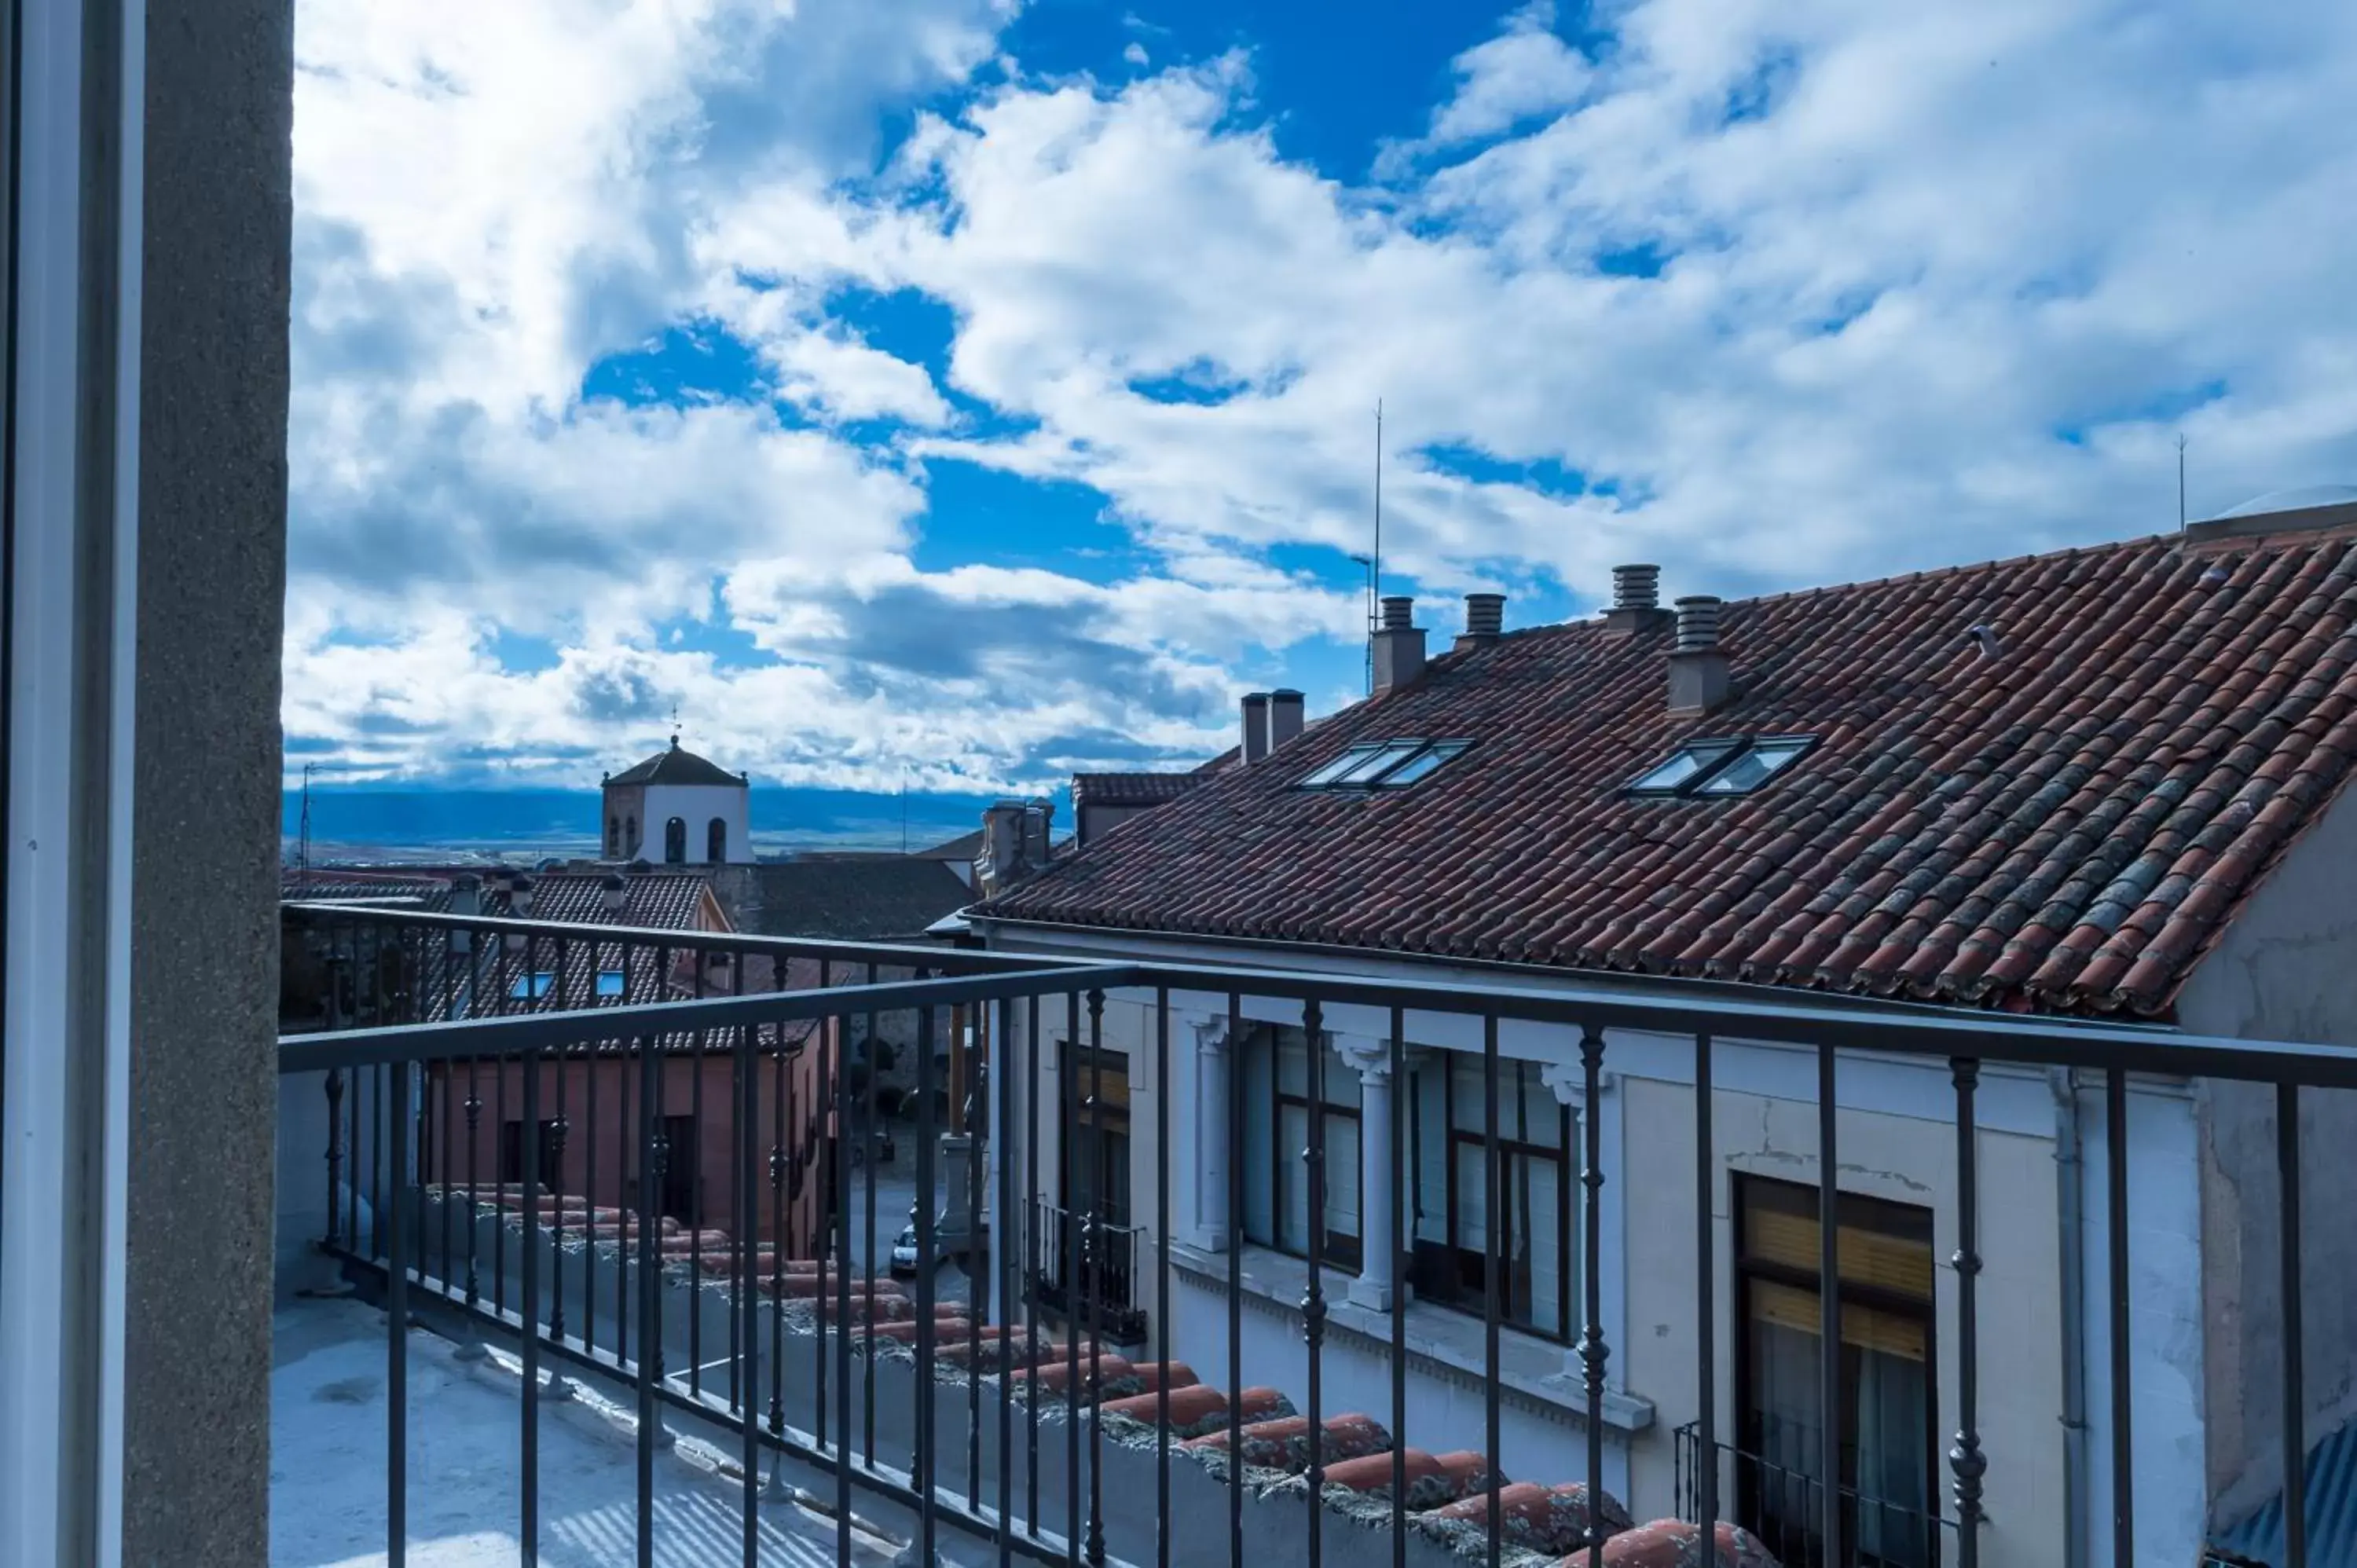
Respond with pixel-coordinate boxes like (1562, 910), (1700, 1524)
(889, 1224), (919, 1277)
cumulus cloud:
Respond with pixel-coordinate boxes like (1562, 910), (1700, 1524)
(287, 0), (2357, 795)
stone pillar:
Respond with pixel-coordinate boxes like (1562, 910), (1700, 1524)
(1341, 1039), (1398, 1310)
(1193, 1018), (1233, 1250)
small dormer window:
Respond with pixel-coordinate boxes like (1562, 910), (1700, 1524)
(1626, 736), (1815, 797)
(1298, 738), (1473, 792)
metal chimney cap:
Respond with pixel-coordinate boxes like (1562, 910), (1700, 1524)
(1380, 595), (1415, 630)
(1612, 564), (1662, 610)
(1464, 592), (1506, 637)
(1673, 595), (1725, 653)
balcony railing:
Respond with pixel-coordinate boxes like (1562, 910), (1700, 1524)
(1673, 1423), (1958, 1568)
(1027, 1198), (1149, 1345)
(278, 898), (2357, 1568)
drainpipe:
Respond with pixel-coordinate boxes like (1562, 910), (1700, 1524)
(2052, 1067), (2089, 1568)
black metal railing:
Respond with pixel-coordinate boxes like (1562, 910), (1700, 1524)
(277, 897), (2357, 1568)
(1674, 1423), (1958, 1568)
(1027, 1198), (1148, 1344)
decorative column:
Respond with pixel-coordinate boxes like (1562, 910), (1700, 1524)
(1340, 1038), (1398, 1310)
(1192, 1017), (1233, 1250)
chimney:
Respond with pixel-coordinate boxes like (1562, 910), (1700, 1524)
(449, 873), (481, 955)
(1373, 596), (1427, 694)
(1268, 689), (1306, 749)
(1604, 563), (1671, 635)
(1241, 692), (1271, 764)
(600, 872), (627, 917)
(1454, 592), (1506, 652)
(1668, 595), (1731, 716)
(504, 874), (534, 952)
(980, 800), (1044, 894)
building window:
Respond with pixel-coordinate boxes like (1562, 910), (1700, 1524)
(1626, 736), (1815, 797)
(508, 971), (555, 1001)
(625, 815), (638, 855)
(1240, 1025), (1362, 1270)
(1405, 1054), (1571, 1341)
(1296, 738), (1472, 792)
(1734, 1175), (1937, 1568)
(707, 816), (728, 863)
(606, 815), (621, 856)
(1057, 1043), (1132, 1225)
(498, 1119), (564, 1192)
(596, 970), (625, 999)
(664, 816), (686, 863)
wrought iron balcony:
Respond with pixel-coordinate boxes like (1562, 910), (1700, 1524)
(277, 899), (2355, 1568)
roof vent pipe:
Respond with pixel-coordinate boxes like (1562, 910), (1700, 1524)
(1241, 692), (1271, 764)
(601, 873), (627, 916)
(1669, 596), (1731, 716)
(1674, 595), (1723, 652)
(1464, 593), (1505, 638)
(1268, 689), (1306, 749)
(1614, 564), (1662, 610)
(1373, 599), (1428, 694)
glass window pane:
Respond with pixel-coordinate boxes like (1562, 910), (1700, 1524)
(1628, 742), (1738, 793)
(596, 970), (625, 998)
(1299, 743), (1384, 788)
(1374, 740), (1468, 788)
(1332, 740), (1427, 786)
(1280, 1104), (1311, 1251)
(1695, 738), (1813, 795)
(1324, 1114), (1362, 1245)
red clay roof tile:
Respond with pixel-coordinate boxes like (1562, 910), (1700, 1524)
(979, 534), (2357, 1017)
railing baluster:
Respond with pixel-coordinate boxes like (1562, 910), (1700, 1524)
(769, 1010), (788, 1438)
(969, 997), (987, 1514)
(2106, 1068), (2133, 1568)
(691, 946), (708, 1401)
(837, 1009), (856, 1568)
(387, 1050), (409, 1568)
(1817, 1042), (1843, 1568)
(585, 1015), (600, 1361)
(2279, 1083), (2307, 1568)
(1580, 1026), (1607, 1552)
(1303, 995), (1328, 1568)
(324, 1066), (346, 1250)
(550, 936), (571, 1345)
(999, 994), (1018, 1568)
(1695, 1034), (1717, 1536)
(1156, 988), (1174, 1568)
(1952, 1059), (1985, 1566)
(1086, 987), (1109, 1566)
(864, 964), (882, 1470)
(738, 1020), (762, 1566)
(1226, 990), (1244, 1568)
(638, 1030), (662, 1568)
(917, 997), (941, 1565)
(1390, 1004), (1408, 1568)
(1027, 992), (1043, 1536)
(439, 1051), (455, 1299)
(1483, 1011), (1501, 1568)
(521, 1046), (543, 1563)
(1064, 991), (1082, 1568)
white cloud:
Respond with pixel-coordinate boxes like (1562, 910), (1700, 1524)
(1124, 42), (1149, 68)
(288, 0), (2357, 798)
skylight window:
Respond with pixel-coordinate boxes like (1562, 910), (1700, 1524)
(596, 970), (626, 999)
(1626, 736), (1816, 798)
(1297, 738), (1473, 792)
(510, 971), (556, 1000)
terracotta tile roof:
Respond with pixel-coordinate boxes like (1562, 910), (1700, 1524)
(605, 738), (747, 789)
(1073, 772), (1211, 809)
(979, 533), (2357, 1017)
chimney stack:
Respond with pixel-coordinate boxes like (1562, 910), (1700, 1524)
(1604, 564), (1672, 635)
(1241, 692), (1271, 764)
(601, 872), (627, 917)
(449, 873), (481, 955)
(505, 874), (534, 951)
(1268, 689), (1306, 749)
(1454, 592), (1506, 651)
(1668, 595), (1731, 716)
(1373, 596), (1427, 694)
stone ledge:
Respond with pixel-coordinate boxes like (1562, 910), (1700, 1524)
(1169, 1241), (1655, 1435)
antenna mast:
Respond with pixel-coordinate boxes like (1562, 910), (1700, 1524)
(1369, 400), (1384, 695)
(299, 762), (314, 887)
(2178, 434), (2189, 532)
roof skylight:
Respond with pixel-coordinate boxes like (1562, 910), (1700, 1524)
(1627, 736), (1815, 798)
(509, 971), (556, 1000)
(596, 970), (626, 999)
(1298, 738), (1472, 792)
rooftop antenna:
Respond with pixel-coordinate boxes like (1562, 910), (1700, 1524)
(2177, 433), (2189, 533)
(1369, 399), (1384, 695)
(670, 701), (682, 746)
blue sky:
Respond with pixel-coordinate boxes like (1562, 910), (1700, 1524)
(284, 0), (2357, 797)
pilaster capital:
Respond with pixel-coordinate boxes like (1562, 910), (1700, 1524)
(1541, 1058), (1619, 1111)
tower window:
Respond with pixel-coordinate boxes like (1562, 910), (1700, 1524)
(664, 816), (687, 864)
(707, 817), (728, 863)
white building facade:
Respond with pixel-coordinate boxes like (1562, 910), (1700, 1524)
(601, 737), (756, 865)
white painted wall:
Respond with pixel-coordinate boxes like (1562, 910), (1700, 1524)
(637, 782), (753, 864)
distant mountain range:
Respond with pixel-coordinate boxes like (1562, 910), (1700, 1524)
(280, 786), (1065, 865)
